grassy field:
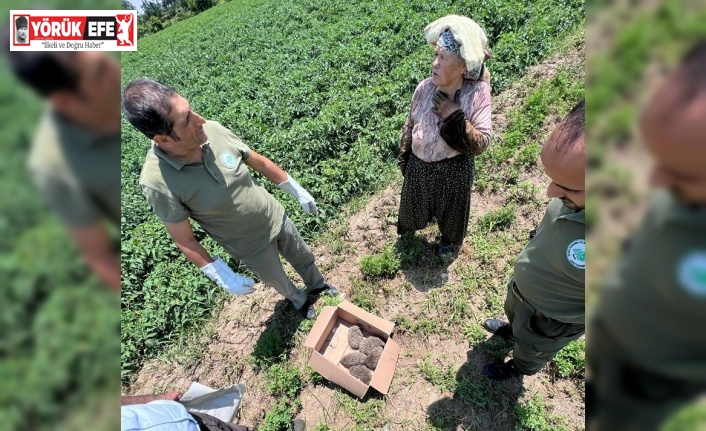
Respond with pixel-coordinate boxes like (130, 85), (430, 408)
(585, 1), (706, 428)
(120, 0), (586, 427)
(120, 0), (584, 389)
(124, 39), (586, 429)
(1, 2), (121, 430)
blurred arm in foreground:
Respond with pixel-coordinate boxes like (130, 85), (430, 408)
(587, 40), (706, 431)
(120, 392), (252, 431)
(6, 51), (122, 292)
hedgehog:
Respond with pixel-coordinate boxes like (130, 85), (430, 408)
(340, 351), (367, 368)
(359, 336), (384, 355)
(349, 364), (372, 384)
(365, 345), (383, 370)
(348, 325), (364, 349)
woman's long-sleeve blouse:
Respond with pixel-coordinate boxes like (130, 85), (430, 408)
(398, 78), (492, 169)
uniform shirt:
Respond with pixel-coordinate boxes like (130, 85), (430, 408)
(139, 120), (285, 258)
(513, 198), (586, 324)
(27, 108), (121, 227)
(406, 78), (491, 162)
(597, 190), (706, 381)
(121, 400), (198, 431)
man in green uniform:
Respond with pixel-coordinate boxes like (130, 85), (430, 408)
(121, 78), (336, 319)
(587, 42), (706, 430)
(481, 99), (585, 380)
(7, 51), (122, 292)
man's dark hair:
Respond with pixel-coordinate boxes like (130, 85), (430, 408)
(553, 99), (585, 154)
(6, 52), (81, 97)
(121, 78), (179, 139)
(676, 39), (706, 95)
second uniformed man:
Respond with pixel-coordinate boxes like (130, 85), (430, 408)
(121, 78), (337, 319)
(481, 99), (586, 380)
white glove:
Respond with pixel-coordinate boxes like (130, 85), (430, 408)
(277, 173), (318, 215)
(200, 256), (255, 295)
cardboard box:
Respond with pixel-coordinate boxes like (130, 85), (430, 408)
(303, 300), (400, 398)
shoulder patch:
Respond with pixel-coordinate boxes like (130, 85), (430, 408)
(566, 239), (585, 270)
(220, 150), (237, 169)
(679, 251), (706, 297)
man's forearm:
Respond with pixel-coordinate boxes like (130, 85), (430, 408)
(244, 151), (288, 183)
(85, 252), (121, 292)
(176, 237), (214, 268)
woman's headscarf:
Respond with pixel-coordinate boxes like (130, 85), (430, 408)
(424, 15), (490, 80)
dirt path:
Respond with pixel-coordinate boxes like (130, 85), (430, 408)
(124, 41), (585, 431)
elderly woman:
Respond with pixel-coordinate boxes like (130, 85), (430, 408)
(397, 15), (492, 256)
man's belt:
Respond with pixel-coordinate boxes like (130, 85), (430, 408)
(512, 282), (550, 320)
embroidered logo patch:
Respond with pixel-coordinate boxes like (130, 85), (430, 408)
(566, 239), (585, 269)
(220, 151), (237, 169)
(678, 251), (706, 297)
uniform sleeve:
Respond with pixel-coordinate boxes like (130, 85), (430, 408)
(29, 168), (101, 227)
(140, 185), (190, 223)
(439, 81), (492, 156)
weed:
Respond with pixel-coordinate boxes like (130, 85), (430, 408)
(479, 337), (513, 360)
(359, 244), (400, 278)
(316, 293), (344, 309)
(394, 314), (414, 333)
(395, 232), (427, 269)
(306, 366), (326, 386)
(264, 363), (303, 398)
(551, 338), (585, 379)
(348, 276), (380, 313)
(479, 206), (516, 232)
(455, 371), (509, 409)
(412, 317), (441, 338)
(462, 321), (488, 345)
(334, 391), (388, 429)
(515, 394), (569, 431)
(249, 327), (287, 369)
(484, 288), (507, 318)
(259, 398), (301, 431)
(508, 181), (540, 205)
(516, 143), (542, 168)
(419, 355), (456, 393)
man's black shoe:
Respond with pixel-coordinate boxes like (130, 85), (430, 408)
(298, 303), (317, 320)
(482, 318), (512, 340)
(308, 282), (338, 297)
(483, 360), (521, 381)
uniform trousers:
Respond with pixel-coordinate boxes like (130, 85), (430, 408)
(586, 318), (706, 431)
(236, 215), (324, 310)
(504, 278), (585, 375)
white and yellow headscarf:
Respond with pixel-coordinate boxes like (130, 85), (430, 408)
(424, 15), (491, 80)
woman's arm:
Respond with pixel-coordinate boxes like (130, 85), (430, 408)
(439, 110), (491, 156)
(438, 83), (492, 156)
(397, 114), (413, 174)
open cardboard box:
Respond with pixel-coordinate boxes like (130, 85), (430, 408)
(303, 300), (400, 398)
